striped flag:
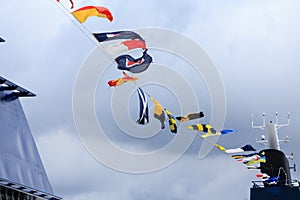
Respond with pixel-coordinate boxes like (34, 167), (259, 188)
(93, 31), (145, 43)
(187, 123), (236, 138)
(164, 108), (177, 134)
(136, 87), (149, 125)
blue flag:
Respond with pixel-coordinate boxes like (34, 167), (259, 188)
(264, 176), (280, 185)
(241, 144), (256, 152)
(115, 49), (153, 73)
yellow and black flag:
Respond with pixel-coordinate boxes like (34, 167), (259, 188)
(150, 97), (165, 129)
(164, 108), (177, 134)
(176, 111), (204, 122)
(187, 123), (236, 138)
(187, 124), (217, 138)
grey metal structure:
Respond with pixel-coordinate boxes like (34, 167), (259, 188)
(0, 178), (61, 200)
(250, 113), (300, 200)
(0, 76), (62, 200)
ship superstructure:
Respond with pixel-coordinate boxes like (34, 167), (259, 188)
(250, 113), (300, 200)
(0, 76), (61, 200)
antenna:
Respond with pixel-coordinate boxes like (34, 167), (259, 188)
(252, 112), (292, 149)
(290, 164), (297, 172)
(252, 113), (268, 147)
(277, 112), (291, 129)
(252, 113), (266, 130)
(279, 136), (292, 144)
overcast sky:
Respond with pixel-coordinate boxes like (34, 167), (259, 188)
(1, 0), (300, 199)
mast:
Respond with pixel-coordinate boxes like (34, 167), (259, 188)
(251, 112), (291, 150)
(250, 113), (300, 200)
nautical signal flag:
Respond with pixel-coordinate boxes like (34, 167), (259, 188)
(215, 144), (256, 154)
(264, 176), (280, 185)
(232, 151), (265, 160)
(72, 6), (113, 23)
(115, 49), (152, 73)
(176, 111), (204, 122)
(164, 108), (177, 134)
(188, 124), (236, 138)
(107, 72), (138, 87)
(214, 144), (226, 152)
(240, 144), (256, 152)
(188, 124), (217, 138)
(256, 173), (270, 180)
(136, 87), (149, 125)
(150, 97), (165, 129)
(93, 31), (146, 55)
(237, 153), (266, 166)
(122, 40), (146, 50)
(93, 31), (145, 43)
(104, 40), (146, 55)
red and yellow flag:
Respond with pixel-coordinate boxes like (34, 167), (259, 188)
(72, 6), (113, 23)
(108, 72), (138, 87)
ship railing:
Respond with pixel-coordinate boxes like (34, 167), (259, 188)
(0, 178), (62, 200)
(251, 179), (300, 188)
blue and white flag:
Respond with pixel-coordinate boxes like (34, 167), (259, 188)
(136, 87), (149, 125)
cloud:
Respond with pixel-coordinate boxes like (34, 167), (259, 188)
(2, 0), (300, 199)
(183, 0), (300, 147)
(36, 128), (255, 200)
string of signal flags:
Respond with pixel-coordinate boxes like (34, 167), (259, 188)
(55, 0), (273, 183)
(55, 0), (225, 135)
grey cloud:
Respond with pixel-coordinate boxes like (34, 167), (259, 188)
(37, 129), (254, 200)
(2, 0), (300, 199)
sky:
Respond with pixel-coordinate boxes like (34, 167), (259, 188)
(1, 0), (300, 199)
